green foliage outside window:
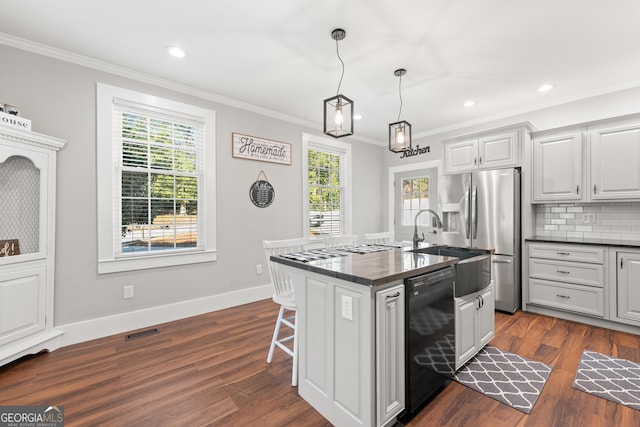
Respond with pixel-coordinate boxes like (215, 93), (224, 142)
(120, 113), (199, 249)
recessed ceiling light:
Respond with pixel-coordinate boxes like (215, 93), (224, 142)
(538, 83), (554, 92)
(463, 100), (475, 107)
(166, 46), (186, 58)
(353, 114), (363, 120)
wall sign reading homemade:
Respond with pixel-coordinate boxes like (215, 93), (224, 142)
(232, 132), (291, 165)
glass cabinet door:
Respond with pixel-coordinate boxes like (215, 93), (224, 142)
(0, 154), (42, 260)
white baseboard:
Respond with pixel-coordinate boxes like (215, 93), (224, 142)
(58, 284), (273, 347)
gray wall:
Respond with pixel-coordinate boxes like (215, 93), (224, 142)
(0, 44), (384, 327)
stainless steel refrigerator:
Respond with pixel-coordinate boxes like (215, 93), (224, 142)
(438, 168), (521, 313)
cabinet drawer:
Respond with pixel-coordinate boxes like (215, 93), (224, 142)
(528, 258), (604, 287)
(528, 244), (604, 264)
(528, 278), (604, 317)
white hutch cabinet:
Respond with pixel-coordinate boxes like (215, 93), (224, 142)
(0, 125), (66, 366)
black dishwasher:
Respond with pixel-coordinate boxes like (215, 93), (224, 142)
(398, 266), (456, 424)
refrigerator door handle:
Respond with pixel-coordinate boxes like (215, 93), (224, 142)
(472, 184), (478, 239)
(493, 258), (513, 263)
(464, 183), (471, 239)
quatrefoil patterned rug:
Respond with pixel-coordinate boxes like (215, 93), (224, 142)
(572, 350), (640, 410)
(453, 346), (553, 413)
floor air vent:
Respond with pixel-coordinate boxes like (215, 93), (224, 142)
(125, 328), (159, 341)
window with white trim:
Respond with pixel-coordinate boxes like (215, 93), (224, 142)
(97, 83), (216, 274)
(401, 175), (431, 226)
(302, 133), (352, 238)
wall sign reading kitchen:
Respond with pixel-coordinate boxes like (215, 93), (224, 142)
(399, 144), (430, 159)
(232, 132), (291, 165)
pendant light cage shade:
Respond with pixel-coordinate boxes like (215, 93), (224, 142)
(324, 94), (354, 138)
(324, 28), (354, 139)
(389, 120), (412, 152)
(389, 68), (411, 152)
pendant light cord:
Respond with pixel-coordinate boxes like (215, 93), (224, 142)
(397, 73), (403, 122)
(335, 38), (345, 95)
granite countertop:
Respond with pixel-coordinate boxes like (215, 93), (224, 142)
(270, 244), (458, 287)
(526, 236), (640, 248)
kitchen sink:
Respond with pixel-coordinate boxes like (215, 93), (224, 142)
(410, 245), (492, 297)
(410, 245), (488, 260)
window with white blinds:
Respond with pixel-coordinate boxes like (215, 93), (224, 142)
(302, 133), (352, 238)
(97, 83), (216, 274)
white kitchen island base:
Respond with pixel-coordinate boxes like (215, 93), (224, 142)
(286, 267), (405, 427)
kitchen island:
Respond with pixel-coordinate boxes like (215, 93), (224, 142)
(270, 244), (465, 427)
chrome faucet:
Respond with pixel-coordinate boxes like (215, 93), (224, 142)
(413, 209), (443, 249)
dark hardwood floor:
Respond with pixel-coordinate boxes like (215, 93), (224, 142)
(1, 299), (639, 426)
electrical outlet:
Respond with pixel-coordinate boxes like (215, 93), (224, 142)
(341, 295), (353, 320)
(582, 213), (596, 224)
(123, 285), (134, 299)
(256, 264), (263, 275)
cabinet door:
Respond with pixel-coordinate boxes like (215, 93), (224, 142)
(477, 286), (495, 347)
(617, 252), (640, 323)
(445, 138), (478, 174)
(455, 296), (478, 368)
(478, 130), (519, 169)
(376, 285), (405, 427)
(532, 132), (584, 202)
(589, 122), (640, 200)
(0, 267), (46, 346)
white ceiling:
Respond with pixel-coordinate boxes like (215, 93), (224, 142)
(2, 0), (640, 144)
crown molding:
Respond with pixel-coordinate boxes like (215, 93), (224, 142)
(0, 32), (381, 146)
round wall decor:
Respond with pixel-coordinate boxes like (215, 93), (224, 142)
(250, 170), (275, 208)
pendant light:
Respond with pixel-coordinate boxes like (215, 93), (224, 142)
(323, 28), (354, 138)
(389, 68), (412, 153)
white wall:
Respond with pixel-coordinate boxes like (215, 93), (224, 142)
(0, 45), (384, 343)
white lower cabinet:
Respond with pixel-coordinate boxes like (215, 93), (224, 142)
(375, 285), (405, 427)
(615, 252), (640, 324)
(526, 243), (605, 318)
(455, 284), (494, 369)
(290, 268), (405, 427)
(0, 266), (46, 346)
(524, 242), (640, 333)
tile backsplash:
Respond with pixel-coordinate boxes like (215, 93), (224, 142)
(535, 202), (640, 241)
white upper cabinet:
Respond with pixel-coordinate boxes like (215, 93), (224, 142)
(443, 124), (531, 174)
(478, 130), (520, 169)
(589, 121), (640, 200)
(444, 138), (478, 173)
(532, 131), (584, 202)
(532, 114), (640, 203)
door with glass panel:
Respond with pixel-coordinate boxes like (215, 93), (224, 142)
(394, 168), (438, 243)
